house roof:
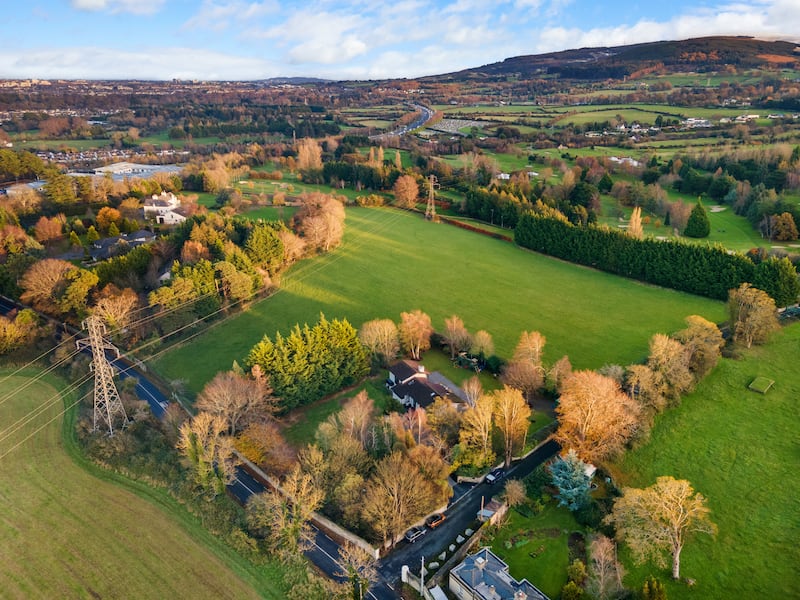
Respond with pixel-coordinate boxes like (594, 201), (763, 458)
(451, 548), (549, 600)
(392, 378), (446, 409)
(388, 359), (421, 382)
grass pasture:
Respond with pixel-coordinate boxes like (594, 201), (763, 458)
(152, 207), (725, 395)
(612, 322), (800, 598)
(0, 371), (274, 599)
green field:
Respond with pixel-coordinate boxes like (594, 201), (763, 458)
(612, 322), (800, 598)
(0, 370), (279, 599)
(152, 207), (725, 395)
(596, 194), (768, 253)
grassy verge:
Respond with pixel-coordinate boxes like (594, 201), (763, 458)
(152, 207), (725, 395)
(0, 368), (287, 599)
(611, 322), (800, 598)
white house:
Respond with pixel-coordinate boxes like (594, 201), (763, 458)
(143, 191), (187, 225)
(449, 547), (550, 600)
(386, 360), (450, 410)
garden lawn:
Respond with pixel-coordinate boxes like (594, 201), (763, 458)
(487, 504), (578, 599)
(611, 322), (800, 598)
(152, 207), (725, 395)
(0, 370), (283, 599)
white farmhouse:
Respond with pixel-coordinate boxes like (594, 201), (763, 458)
(143, 191), (187, 225)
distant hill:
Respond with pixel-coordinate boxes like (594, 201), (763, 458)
(426, 36), (800, 82)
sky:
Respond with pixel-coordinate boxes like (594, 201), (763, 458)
(1, 0), (798, 81)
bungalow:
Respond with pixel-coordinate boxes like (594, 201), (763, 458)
(89, 229), (156, 261)
(387, 360), (450, 410)
(143, 191), (187, 225)
(449, 547), (549, 600)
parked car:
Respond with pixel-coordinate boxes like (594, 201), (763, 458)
(425, 513), (446, 529)
(485, 468), (505, 485)
(404, 525), (427, 543)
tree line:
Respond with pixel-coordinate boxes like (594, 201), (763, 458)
(514, 211), (800, 305)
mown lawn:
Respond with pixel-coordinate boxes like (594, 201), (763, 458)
(611, 322), (800, 598)
(152, 207), (725, 395)
(0, 370), (285, 599)
(486, 505), (579, 599)
(596, 193), (767, 252)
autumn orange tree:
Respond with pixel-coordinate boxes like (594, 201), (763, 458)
(491, 385), (531, 469)
(728, 283), (779, 348)
(457, 393), (494, 469)
(361, 452), (435, 547)
(502, 331), (546, 400)
(393, 174), (419, 209)
(606, 476), (716, 580)
(555, 370), (640, 463)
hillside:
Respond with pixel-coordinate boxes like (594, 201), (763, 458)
(426, 36), (800, 81)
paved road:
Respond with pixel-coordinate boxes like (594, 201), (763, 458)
(370, 439), (560, 599)
(2, 295), (560, 599)
(370, 103), (435, 140)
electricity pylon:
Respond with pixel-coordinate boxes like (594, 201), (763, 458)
(425, 174), (439, 221)
(76, 315), (128, 435)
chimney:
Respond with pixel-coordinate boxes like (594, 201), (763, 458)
(418, 365), (425, 373)
(514, 591), (527, 600)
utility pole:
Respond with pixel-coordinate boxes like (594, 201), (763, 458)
(420, 555), (425, 595)
(77, 315), (129, 436)
(425, 174), (439, 221)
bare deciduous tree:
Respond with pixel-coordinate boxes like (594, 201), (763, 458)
(359, 319), (400, 366)
(296, 137), (323, 171)
(501, 359), (543, 401)
(398, 310), (433, 360)
(586, 535), (625, 599)
(336, 542), (378, 600)
(491, 385), (531, 468)
(605, 476), (716, 580)
(461, 375), (483, 408)
(647, 333), (693, 404)
(246, 465), (324, 558)
(443, 314), (471, 359)
(195, 370), (276, 435)
(504, 479), (527, 508)
(361, 452), (434, 547)
(470, 329), (494, 358)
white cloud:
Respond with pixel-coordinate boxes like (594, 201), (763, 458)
(71, 0), (109, 10)
(533, 1), (800, 54)
(183, 1), (279, 31)
(70, 0), (166, 15)
(0, 47), (279, 80)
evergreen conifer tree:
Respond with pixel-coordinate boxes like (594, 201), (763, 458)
(684, 200), (710, 238)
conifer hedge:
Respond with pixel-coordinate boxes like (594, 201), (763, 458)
(514, 212), (775, 301)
